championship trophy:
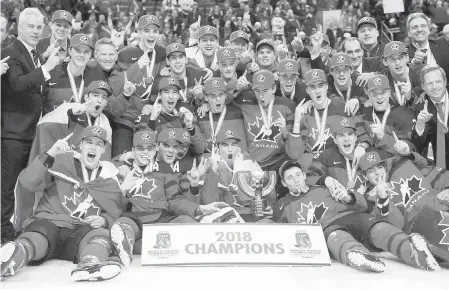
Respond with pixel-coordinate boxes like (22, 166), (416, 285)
(237, 170), (277, 218)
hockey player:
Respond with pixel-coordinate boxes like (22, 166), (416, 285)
(274, 59), (308, 105)
(186, 25), (220, 72)
(229, 30), (253, 77)
(117, 15), (166, 99)
(137, 77), (206, 156)
(286, 69), (369, 159)
(358, 150), (449, 262)
(1, 126), (124, 281)
(43, 34), (106, 115)
(358, 74), (417, 155)
(327, 53), (368, 108)
(276, 160), (440, 272)
(198, 77), (248, 153)
(199, 129), (275, 222)
(234, 70), (296, 171)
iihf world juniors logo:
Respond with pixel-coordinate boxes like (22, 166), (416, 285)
(295, 232), (312, 248)
(153, 232), (171, 249)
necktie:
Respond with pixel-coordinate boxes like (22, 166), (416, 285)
(435, 102), (447, 169)
(31, 49), (39, 68)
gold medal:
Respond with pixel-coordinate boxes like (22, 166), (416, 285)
(347, 180), (355, 189)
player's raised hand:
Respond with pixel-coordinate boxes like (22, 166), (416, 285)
(43, 45), (61, 72)
(150, 94), (162, 120)
(416, 99), (433, 132)
(186, 158), (200, 186)
(47, 133), (73, 157)
(1, 56), (10, 75)
(192, 77), (204, 99)
(344, 98), (360, 116)
(236, 70), (250, 91)
(392, 131), (411, 156)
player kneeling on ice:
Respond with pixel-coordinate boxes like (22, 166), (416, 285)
(110, 130), (228, 266)
(199, 129), (276, 222)
(1, 127), (124, 282)
(275, 160), (441, 272)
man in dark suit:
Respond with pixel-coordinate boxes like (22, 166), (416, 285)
(413, 64), (449, 170)
(1, 7), (60, 243)
(406, 13), (449, 79)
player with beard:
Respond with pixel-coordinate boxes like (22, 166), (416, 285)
(286, 69), (369, 159)
(198, 78), (247, 153)
(186, 25), (220, 72)
(37, 10), (73, 63)
(327, 53), (368, 108)
(199, 130), (275, 222)
(43, 34), (107, 115)
(1, 126), (124, 281)
(358, 75), (417, 156)
(117, 15), (166, 99)
(358, 150), (449, 263)
(137, 77), (206, 156)
(274, 59), (308, 105)
(380, 41), (423, 107)
(357, 17), (385, 58)
(276, 160), (441, 272)
(152, 43), (206, 103)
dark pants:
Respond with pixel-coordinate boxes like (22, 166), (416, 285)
(1, 138), (32, 235)
(111, 122), (133, 158)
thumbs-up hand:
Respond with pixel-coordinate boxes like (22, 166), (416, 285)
(311, 24), (324, 48)
(47, 133), (73, 157)
(187, 158), (200, 186)
(1, 56), (10, 75)
(159, 66), (171, 77)
(236, 70), (250, 91)
(291, 29), (304, 52)
(192, 77), (204, 100)
(416, 99), (433, 132)
(392, 131), (411, 156)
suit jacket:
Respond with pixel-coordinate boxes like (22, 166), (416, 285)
(412, 94), (449, 170)
(360, 56), (387, 74)
(1, 39), (47, 141)
(407, 37), (449, 77)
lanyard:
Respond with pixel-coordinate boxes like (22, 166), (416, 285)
(132, 162), (152, 176)
(372, 106), (391, 133)
(345, 157), (357, 189)
(209, 106), (227, 144)
(141, 46), (157, 99)
(313, 102), (329, 137)
(258, 99), (274, 135)
(281, 85), (296, 101)
(81, 162), (100, 183)
(177, 77), (188, 102)
(67, 64), (84, 103)
(392, 81), (405, 106)
(334, 81), (352, 103)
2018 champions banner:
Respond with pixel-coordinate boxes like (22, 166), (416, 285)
(141, 224), (331, 266)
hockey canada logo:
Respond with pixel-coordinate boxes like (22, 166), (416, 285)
(98, 81), (107, 88)
(341, 118), (350, 126)
(205, 26), (212, 33)
(391, 43), (400, 50)
(62, 187), (100, 220)
(337, 55), (346, 63)
(225, 130), (234, 138)
(248, 116), (281, 143)
(212, 80), (220, 87)
(390, 175), (425, 208)
(92, 127), (102, 135)
(238, 31), (245, 37)
(147, 16), (156, 23)
(129, 177), (157, 199)
(169, 130), (176, 138)
(183, 132), (190, 140)
(438, 211), (449, 248)
(295, 232), (312, 248)
(296, 202), (329, 224)
(373, 77), (382, 85)
(153, 232), (171, 249)
(223, 49), (231, 56)
(367, 154), (377, 163)
(168, 78), (176, 84)
(285, 61), (293, 69)
(141, 133), (150, 140)
(80, 36), (88, 43)
(171, 44), (178, 51)
(312, 71), (320, 79)
(60, 11), (68, 19)
(257, 74), (266, 82)
(360, 17), (371, 23)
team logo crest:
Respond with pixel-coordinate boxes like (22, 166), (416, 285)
(373, 77), (382, 85)
(360, 17), (371, 23)
(141, 133), (150, 140)
(337, 55), (346, 63)
(168, 78), (176, 84)
(147, 16), (156, 23)
(98, 81), (107, 88)
(296, 202), (329, 224)
(92, 127), (102, 135)
(341, 118), (350, 126)
(390, 175), (425, 208)
(225, 130), (234, 138)
(295, 232), (312, 248)
(285, 61), (293, 69)
(79, 36), (88, 43)
(312, 71), (320, 79)
(205, 26), (212, 33)
(223, 49), (231, 56)
(168, 130), (176, 138)
(257, 74), (266, 82)
(391, 43), (400, 50)
(171, 44), (179, 51)
(183, 132), (190, 140)
(154, 232), (171, 249)
(238, 31), (245, 37)
(367, 154), (377, 163)
(248, 116), (281, 142)
(62, 186), (100, 220)
(60, 12), (68, 19)
(212, 80), (220, 87)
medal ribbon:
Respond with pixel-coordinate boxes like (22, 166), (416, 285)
(141, 46), (157, 99)
(372, 106), (391, 133)
(81, 162), (100, 183)
(334, 80), (352, 103)
(258, 99), (274, 133)
(345, 157), (357, 185)
(393, 81), (405, 106)
(209, 106), (227, 143)
(313, 102), (329, 138)
(67, 64), (84, 103)
(281, 85), (296, 101)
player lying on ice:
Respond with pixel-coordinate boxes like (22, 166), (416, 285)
(1, 126), (124, 282)
(108, 129), (228, 267)
(274, 159), (441, 272)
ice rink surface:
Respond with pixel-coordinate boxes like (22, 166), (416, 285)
(1, 252), (448, 290)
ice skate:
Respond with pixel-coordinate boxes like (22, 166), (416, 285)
(346, 250), (386, 273)
(409, 233), (441, 271)
(71, 257), (121, 282)
(110, 223), (133, 267)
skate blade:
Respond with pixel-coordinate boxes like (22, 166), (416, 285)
(110, 224), (132, 268)
(71, 263), (121, 282)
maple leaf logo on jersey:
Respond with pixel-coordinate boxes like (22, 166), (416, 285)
(353, 175), (367, 195)
(438, 211), (449, 247)
(62, 187), (100, 220)
(296, 202), (328, 224)
(390, 175), (424, 208)
(247, 116), (281, 143)
(130, 177), (157, 199)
